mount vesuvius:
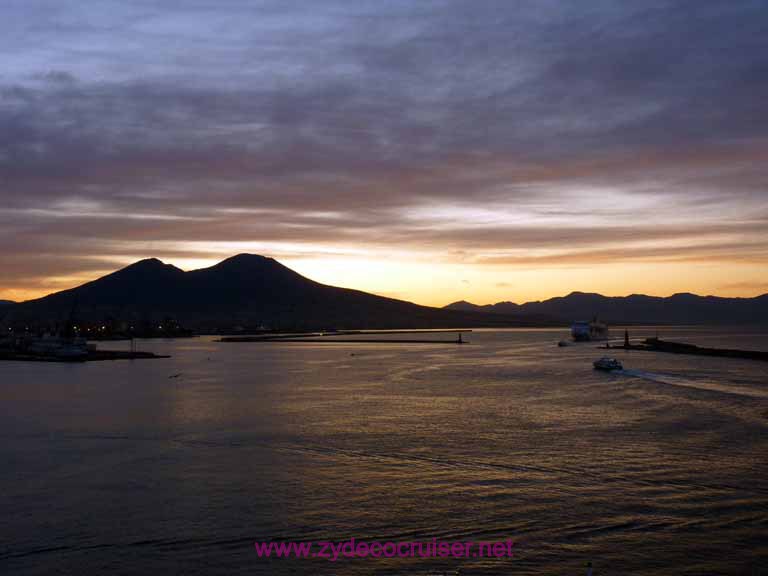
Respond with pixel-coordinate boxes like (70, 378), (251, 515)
(2, 254), (549, 332)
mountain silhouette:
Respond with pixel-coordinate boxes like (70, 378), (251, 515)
(5, 254), (551, 331)
(445, 291), (768, 325)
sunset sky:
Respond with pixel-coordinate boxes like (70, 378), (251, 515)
(1, 1), (767, 306)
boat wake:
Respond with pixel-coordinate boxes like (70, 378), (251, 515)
(619, 369), (768, 399)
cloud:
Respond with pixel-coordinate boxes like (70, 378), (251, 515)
(1, 0), (767, 298)
(717, 281), (768, 295)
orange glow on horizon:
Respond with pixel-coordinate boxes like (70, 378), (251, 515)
(2, 254), (766, 307)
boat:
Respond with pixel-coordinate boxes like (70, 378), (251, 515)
(593, 357), (622, 371)
(571, 317), (609, 342)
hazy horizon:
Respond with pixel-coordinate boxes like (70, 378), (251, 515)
(2, 1), (767, 306)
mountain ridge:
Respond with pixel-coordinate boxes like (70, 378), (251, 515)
(445, 291), (768, 325)
(4, 255), (765, 330)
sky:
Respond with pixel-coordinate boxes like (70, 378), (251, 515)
(1, 0), (767, 306)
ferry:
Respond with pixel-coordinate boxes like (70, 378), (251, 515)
(593, 357), (623, 371)
(571, 318), (609, 342)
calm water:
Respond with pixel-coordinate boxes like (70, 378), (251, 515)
(1, 327), (767, 575)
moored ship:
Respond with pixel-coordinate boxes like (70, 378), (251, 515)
(25, 335), (92, 360)
(571, 318), (609, 342)
(2, 334), (94, 361)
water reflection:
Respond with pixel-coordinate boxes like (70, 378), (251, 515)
(1, 328), (766, 574)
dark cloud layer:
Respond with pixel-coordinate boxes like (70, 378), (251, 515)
(1, 1), (767, 298)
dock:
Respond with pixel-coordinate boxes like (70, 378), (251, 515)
(219, 329), (471, 344)
(604, 337), (768, 362)
(222, 338), (466, 344)
(0, 350), (170, 363)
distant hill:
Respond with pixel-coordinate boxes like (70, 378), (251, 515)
(5, 254), (552, 332)
(445, 291), (768, 325)
(447, 300), (520, 314)
(0, 300), (14, 306)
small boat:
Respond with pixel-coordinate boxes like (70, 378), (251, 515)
(593, 357), (622, 371)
